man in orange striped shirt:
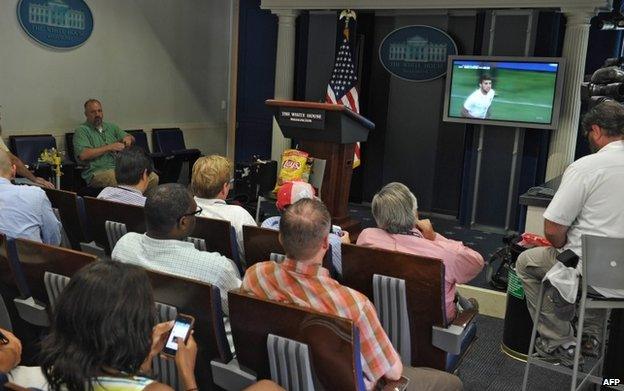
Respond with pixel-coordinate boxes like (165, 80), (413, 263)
(242, 198), (462, 391)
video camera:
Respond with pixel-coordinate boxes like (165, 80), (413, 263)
(581, 58), (624, 108)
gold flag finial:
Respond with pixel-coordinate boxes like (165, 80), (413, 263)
(339, 9), (356, 40)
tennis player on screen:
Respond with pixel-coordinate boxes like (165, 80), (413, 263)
(461, 74), (495, 119)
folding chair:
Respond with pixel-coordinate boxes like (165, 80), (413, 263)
(522, 235), (624, 391)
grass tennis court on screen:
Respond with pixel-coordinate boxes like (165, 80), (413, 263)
(448, 67), (557, 124)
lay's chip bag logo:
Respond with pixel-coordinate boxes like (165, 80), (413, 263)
(283, 160), (302, 169)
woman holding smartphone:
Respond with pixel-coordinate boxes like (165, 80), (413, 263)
(39, 261), (198, 391)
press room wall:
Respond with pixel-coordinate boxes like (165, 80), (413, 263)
(0, 0), (231, 155)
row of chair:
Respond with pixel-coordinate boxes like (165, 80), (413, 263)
(46, 188), (476, 372)
(0, 233), (474, 389)
(0, 233), (230, 390)
(7, 128), (200, 187)
(3, 192), (478, 390)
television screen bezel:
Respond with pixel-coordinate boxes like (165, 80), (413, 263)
(442, 55), (566, 130)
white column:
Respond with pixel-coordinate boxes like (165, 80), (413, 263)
(545, 8), (596, 180)
(271, 9), (300, 162)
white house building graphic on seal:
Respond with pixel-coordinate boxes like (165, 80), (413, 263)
(28, 0), (85, 30)
(389, 36), (447, 62)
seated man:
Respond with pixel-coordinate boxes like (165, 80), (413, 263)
(261, 181), (349, 276)
(112, 183), (241, 314)
(243, 198), (462, 391)
(356, 182), (484, 321)
(0, 150), (61, 245)
(73, 99), (157, 189)
(516, 101), (624, 367)
(97, 146), (153, 206)
(0, 110), (53, 189)
(191, 155), (256, 260)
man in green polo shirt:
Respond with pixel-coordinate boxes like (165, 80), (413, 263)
(73, 99), (158, 188)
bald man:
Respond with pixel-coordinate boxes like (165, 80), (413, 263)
(0, 150), (61, 245)
(0, 111), (54, 188)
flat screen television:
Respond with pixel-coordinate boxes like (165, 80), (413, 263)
(442, 55), (566, 130)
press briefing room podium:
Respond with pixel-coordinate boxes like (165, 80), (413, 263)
(266, 99), (374, 232)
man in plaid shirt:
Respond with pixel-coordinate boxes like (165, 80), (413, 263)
(242, 198), (461, 391)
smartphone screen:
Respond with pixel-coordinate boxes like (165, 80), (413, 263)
(162, 315), (194, 356)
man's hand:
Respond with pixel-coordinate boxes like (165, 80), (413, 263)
(415, 219), (436, 241)
(0, 328), (22, 372)
(34, 177), (55, 189)
(339, 230), (351, 244)
(122, 135), (134, 147)
(108, 142), (126, 152)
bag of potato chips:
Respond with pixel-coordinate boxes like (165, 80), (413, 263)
(273, 149), (312, 193)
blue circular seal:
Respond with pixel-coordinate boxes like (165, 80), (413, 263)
(379, 25), (457, 82)
(17, 0), (93, 49)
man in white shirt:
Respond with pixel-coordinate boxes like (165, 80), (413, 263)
(112, 183), (241, 314)
(516, 101), (624, 367)
(461, 74), (495, 119)
(97, 146), (152, 206)
(191, 155), (256, 262)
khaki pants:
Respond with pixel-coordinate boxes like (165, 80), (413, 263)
(516, 246), (604, 351)
(89, 169), (159, 192)
(401, 366), (462, 391)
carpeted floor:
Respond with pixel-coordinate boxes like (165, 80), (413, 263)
(461, 315), (583, 391)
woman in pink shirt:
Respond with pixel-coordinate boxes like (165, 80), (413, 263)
(356, 182), (484, 321)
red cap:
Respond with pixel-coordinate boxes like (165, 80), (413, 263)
(276, 181), (316, 210)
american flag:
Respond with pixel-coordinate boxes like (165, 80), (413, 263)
(325, 20), (361, 168)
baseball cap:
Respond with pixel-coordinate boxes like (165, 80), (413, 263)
(276, 181), (316, 210)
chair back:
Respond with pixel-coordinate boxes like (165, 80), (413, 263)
(267, 334), (315, 391)
(152, 128), (187, 153)
(229, 290), (365, 391)
(105, 221), (128, 251)
(126, 130), (150, 153)
(43, 272), (69, 314)
(373, 274), (412, 363)
(192, 217), (242, 272)
(8, 135), (56, 166)
(52, 208), (71, 249)
(582, 234), (624, 290)
(243, 226), (333, 273)
(153, 302), (181, 390)
(84, 197), (145, 254)
(65, 133), (76, 162)
(146, 270), (231, 390)
(44, 188), (87, 249)
(309, 158), (326, 197)
(184, 236), (206, 251)
(341, 243), (447, 369)
(269, 253), (286, 263)
(14, 238), (96, 308)
(0, 234), (27, 297)
(243, 226), (284, 267)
